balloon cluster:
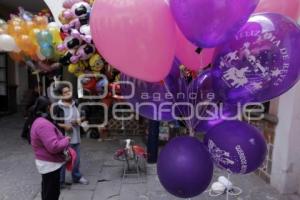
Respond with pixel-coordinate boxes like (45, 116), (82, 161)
(89, 0), (300, 198)
(0, 7), (62, 72)
(58, 0), (105, 77)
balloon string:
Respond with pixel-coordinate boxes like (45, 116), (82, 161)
(163, 80), (190, 131)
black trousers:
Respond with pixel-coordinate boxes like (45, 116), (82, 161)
(41, 168), (61, 200)
(147, 120), (160, 163)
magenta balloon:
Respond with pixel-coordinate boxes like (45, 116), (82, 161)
(170, 0), (260, 48)
(256, 0), (300, 21)
(90, 0), (176, 82)
(157, 136), (213, 198)
(176, 27), (215, 70)
(211, 13), (300, 104)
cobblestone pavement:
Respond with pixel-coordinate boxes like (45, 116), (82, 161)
(0, 114), (299, 200)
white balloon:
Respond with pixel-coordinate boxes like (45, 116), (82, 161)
(47, 22), (60, 29)
(211, 182), (226, 193)
(80, 25), (91, 35)
(218, 176), (233, 190)
(0, 34), (19, 52)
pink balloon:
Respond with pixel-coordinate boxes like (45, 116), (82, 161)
(176, 28), (214, 70)
(255, 0), (300, 20)
(90, 0), (176, 82)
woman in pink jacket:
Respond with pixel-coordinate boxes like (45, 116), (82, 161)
(30, 96), (70, 200)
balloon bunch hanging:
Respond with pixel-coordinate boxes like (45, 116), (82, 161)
(0, 7), (62, 73)
(58, 0), (105, 77)
(58, 0), (121, 100)
(87, 0), (300, 198)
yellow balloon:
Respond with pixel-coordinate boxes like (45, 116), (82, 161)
(48, 27), (62, 45)
(29, 28), (40, 45)
(25, 21), (37, 31)
(68, 62), (86, 77)
(7, 24), (28, 37)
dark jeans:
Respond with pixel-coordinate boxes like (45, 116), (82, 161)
(60, 144), (82, 184)
(147, 120), (160, 163)
(42, 168), (61, 200)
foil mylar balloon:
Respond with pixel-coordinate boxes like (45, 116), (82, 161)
(211, 13), (300, 104)
(204, 120), (267, 174)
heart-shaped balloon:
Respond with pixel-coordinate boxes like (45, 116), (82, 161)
(170, 0), (259, 48)
(91, 0), (176, 82)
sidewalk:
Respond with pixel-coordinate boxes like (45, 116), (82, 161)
(0, 114), (299, 200)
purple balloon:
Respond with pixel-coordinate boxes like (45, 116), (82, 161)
(170, 0), (259, 48)
(211, 13), (300, 104)
(120, 59), (182, 121)
(157, 136), (213, 198)
(204, 120), (267, 174)
(186, 70), (219, 130)
(195, 104), (239, 133)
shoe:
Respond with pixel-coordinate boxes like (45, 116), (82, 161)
(77, 177), (89, 185)
(60, 182), (72, 189)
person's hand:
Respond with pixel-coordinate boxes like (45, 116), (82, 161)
(71, 119), (81, 126)
(64, 124), (73, 131)
(66, 136), (72, 141)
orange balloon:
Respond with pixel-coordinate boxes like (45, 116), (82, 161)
(16, 34), (37, 56)
(9, 52), (23, 62)
(25, 20), (37, 31)
(7, 25), (27, 37)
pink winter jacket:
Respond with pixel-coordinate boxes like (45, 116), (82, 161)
(30, 117), (69, 163)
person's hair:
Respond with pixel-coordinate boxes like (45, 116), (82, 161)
(27, 96), (51, 144)
(55, 83), (71, 96)
(32, 96), (50, 115)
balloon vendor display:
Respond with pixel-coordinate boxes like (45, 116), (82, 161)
(3, 0), (300, 199)
(157, 136), (213, 198)
(57, 0), (120, 97)
(0, 8), (62, 73)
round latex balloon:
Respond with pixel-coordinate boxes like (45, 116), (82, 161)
(175, 27), (215, 70)
(211, 13), (300, 104)
(170, 0), (259, 48)
(255, 0), (300, 21)
(195, 104), (239, 133)
(157, 136), (213, 198)
(184, 69), (218, 131)
(204, 120), (267, 174)
(0, 34), (19, 52)
(120, 60), (181, 121)
(90, 0), (176, 82)
(0, 18), (6, 27)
